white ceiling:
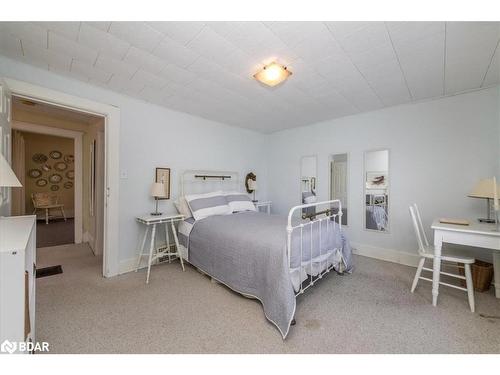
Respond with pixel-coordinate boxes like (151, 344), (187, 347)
(0, 21), (499, 133)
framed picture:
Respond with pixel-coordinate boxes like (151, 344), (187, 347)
(155, 167), (171, 200)
(366, 171), (388, 189)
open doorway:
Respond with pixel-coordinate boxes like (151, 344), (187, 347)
(11, 96), (106, 261)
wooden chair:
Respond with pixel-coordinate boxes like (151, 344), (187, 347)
(409, 203), (475, 312)
(32, 193), (67, 225)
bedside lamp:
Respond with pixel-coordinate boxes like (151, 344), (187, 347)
(0, 153), (22, 203)
(468, 178), (500, 223)
(245, 172), (257, 202)
(150, 182), (167, 216)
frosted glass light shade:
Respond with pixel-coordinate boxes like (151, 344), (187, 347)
(469, 178), (500, 199)
(0, 153), (21, 187)
(150, 182), (167, 198)
(253, 62), (292, 87)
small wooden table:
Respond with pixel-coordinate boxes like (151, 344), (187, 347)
(431, 219), (500, 302)
(135, 214), (184, 284)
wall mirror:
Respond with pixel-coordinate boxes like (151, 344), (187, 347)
(330, 153), (348, 225)
(364, 149), (389, 232)
(300, 155), (317, 217)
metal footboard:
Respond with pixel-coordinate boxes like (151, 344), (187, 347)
(286, 199), (343, 297)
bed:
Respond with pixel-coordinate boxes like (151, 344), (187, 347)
(176, 171), (353, 338)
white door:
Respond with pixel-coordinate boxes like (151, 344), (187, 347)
(331, 160), (347, 208)
(0, 78), (12, 216)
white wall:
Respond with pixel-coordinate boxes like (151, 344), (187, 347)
(267, 87), (500, 265)
(0, 56), (268, 272)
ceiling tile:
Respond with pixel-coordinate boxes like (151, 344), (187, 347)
(147, 22), (205, 46)
(152, 36), (199, 68)
(71, 59), (112, 84)
(85, 22), (111, 32)
(22, 39), (72, 71)
(0, 22), (47, 48)
(0, 32), (22, 57)
(107, 74), (145, 96)
(34, 22), (81, 41)
(95, 54), (138, 78)
(109, 22), (164, 52)
(78, 23), (130, 60)
(158, 64), (196, 85)
(186, 26), (236, 63)
(482, 41), (500, 87)
(130, 69), (169, 90)
(123, 47), (166, 75)
(48, 31), (97, 64)
(445, 21), (500, 93)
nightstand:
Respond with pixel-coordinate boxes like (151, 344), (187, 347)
(255, 201), (272, 215)
(135, 213), (184, 284)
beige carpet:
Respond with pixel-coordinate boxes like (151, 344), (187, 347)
(36, 243), (500, 354)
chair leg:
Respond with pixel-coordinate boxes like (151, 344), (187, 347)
(411, 257), (425, 293)
(464, 263), (475, 313)
(45, 208), (49, 225)
(60, 206), (67, 221)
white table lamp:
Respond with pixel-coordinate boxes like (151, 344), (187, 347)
(150, 182), (167, 216)
(469, 178), (500, 223)
(0, 153), (21, 188)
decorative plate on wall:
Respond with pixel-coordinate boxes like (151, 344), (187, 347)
(66, 170), (74, 180)
(64, 154), (74, 164)
(54, 162), (67, 171)
(48, 174), (62, 184)
(32, 153), (48, 164)
(64, 181), (73, 189)
(49, 150), (62, 159)
(50, 185), (59, 191)
(41, 164), (52, 172)
(28, 169), (42, 178)
(36, 179), (48, 187)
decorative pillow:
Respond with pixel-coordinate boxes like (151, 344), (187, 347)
(185, 191), (232, 220)
(225, 192), (257, 213)
(174, 196), (192, 218)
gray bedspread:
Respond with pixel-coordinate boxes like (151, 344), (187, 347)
(188, 211), (352, 338)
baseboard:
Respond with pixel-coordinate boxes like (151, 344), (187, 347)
(351, 242), (419, 268)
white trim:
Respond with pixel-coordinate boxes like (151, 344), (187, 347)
(5, 78), (121, 277)
(351, 241), (419, 267)
(12, 120), (84, 244)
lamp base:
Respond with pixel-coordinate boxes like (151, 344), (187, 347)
(478, 218), (495, 223)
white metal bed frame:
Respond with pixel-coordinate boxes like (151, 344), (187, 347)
(287, 199), (343, 297)
(180, 170), (345, 305)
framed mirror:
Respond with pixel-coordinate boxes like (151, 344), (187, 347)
(300, 155), (317, 218)
(364, 149), (390, 232)
(330, 153), (348, 225)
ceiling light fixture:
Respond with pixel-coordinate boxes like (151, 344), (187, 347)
(253, 62), (292, 87)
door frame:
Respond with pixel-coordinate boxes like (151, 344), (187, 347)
(12, 120), (84, 243)
(5, 78), (121, 277)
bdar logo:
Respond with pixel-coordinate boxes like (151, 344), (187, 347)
(1, 339), (17, 354)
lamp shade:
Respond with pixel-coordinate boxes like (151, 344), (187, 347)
(150, 182), (167, 198)
(469, 178), (500, 199)
(247, 179), (257, 191)
(0, 153), (21, 187)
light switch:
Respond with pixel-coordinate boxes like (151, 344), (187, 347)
(120, 170), (128, 179)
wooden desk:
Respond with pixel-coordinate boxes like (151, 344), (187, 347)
(431, 220), (500, 302)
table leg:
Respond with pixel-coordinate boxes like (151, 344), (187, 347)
(494, 252), (500, 298)
(171, 220), (185, 271)
(135, 226), (149, 272)
(432, 231), (442, 307)
(146, 224), (156, 284)
(165, 221), (171, 263)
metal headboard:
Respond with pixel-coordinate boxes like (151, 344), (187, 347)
(181, 170), (240, 196)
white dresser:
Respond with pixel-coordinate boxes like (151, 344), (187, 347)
(0, 215), (36, 354)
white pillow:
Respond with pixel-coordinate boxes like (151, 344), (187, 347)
(225, 192), (257, 213)
(174, 196), (192, 218)
(185, 191), (232, 220)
